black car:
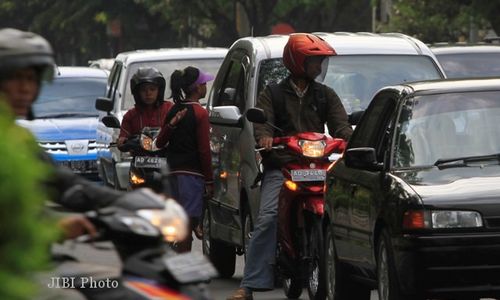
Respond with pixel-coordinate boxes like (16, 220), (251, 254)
(324, 78), (500, 300)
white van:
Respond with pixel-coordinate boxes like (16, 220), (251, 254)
(95, 47), (227, 189)
(203, 32), (446, 278)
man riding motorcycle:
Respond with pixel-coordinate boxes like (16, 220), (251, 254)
(228, 33), (353, 300)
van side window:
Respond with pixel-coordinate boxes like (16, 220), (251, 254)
(107, 62), (122, 102)
(215, 59), (245, 112)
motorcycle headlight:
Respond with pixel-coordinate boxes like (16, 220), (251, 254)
(121, 216), (160, 237)
(140, 134), (154, 151)
(137, 198), (189, 242)
(299, 140), (326, 158)
(130, 171), (145, 185)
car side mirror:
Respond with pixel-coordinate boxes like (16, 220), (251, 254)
(95, 97), (113, 112)
(349, 110), (364, 126)
(102, 115), (121, 128)
(208, 106), (243, 127)
(344, 147), (383, 171)
(246, 108), (267, 124)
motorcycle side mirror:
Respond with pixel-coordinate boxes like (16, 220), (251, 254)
(246, 108), (267, 124)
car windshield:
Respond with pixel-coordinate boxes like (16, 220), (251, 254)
(122, 58), (223, 110)
(257, 55), (442, 114)
(435, 52), (500, 78)
(34, 77), (106, 118)
(393, 91), (500, 168)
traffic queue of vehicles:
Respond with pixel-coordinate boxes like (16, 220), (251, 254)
(28, 33), (500, 300)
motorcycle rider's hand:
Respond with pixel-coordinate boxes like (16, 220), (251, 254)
(258, 136), (274, 150)
(169, 108), (187, 127)
(59, 215), (97, 240)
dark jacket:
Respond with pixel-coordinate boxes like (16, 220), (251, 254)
(254, 77), (353, 169)
(165, 102), (213, 183)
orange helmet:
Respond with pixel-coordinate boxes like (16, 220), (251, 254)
(282, 33), (336, 77)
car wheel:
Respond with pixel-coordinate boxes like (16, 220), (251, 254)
(202, 205), (236, 278)
(307, 216), (326, 300)
(283, 276), (302, 299)
(377, 229), (419, 300)
(325, 225), (371, 300)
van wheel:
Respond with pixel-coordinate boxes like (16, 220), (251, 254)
(242, 203), (253, 261)
(202, 206), (236, 278)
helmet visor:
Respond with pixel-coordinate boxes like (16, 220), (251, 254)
(315, 56), (330, 83)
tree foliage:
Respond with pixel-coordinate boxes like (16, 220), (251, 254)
(380, 0), (500, 43)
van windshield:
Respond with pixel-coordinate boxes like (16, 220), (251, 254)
(435, 52), (500, 79)
(257, 55), (442, 113)
(122, 58), (223, 110)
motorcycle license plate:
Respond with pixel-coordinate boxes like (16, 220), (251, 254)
(291, 169), (326, 182)
(134, 156), (166, 169)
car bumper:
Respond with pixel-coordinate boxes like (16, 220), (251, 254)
(394, 232), (500, 298)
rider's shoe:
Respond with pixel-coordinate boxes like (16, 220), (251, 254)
(226, 287), (253, 300)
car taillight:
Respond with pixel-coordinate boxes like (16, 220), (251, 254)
(299, 140), (326, 158)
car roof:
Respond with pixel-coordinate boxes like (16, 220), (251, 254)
(54, 66), (109, 78)
(400, 78), (500, 95)
(232, 32), (437, 60)
(114, 47), (228, 65)
(431, 44), (500, 55)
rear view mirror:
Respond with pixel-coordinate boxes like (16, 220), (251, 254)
(95, 97), (113, 112)
(246, 108), (267, 124)
(102, 115), (120, 128)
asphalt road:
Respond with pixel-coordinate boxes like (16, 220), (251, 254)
(56, 236), (494, 300)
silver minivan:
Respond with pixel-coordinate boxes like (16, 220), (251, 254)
(204, 32), (446, 278)
(95, 48), (227, 189)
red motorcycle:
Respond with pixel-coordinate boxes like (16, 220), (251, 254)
(247, 108), (346, 300)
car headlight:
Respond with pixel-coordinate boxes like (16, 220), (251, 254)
(403, 210), (483, 229)
(299, 140), (325, 158)
(137, 198), (189, 242)
(431, 210), (483, 229)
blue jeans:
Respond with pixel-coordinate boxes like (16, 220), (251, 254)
(241, 169), (284, 290)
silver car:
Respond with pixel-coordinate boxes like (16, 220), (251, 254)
(204, 32), (446, 278)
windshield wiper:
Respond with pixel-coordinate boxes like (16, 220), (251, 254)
(434, 153), (500, 169)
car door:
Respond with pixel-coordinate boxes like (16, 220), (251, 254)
(208, 49), (250, 239)
(332, 91), (398, 267)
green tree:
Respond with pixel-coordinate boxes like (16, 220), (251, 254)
(380, 0), (500, 43)
(0, 100), (58, 300)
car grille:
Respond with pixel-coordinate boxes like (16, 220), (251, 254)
(39, 140), (98, 155)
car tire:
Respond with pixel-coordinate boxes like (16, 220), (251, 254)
(325, 225), (371, 300)
(307, 216), (326, 300)
(202, 205), (236, 278)
(377, 229), (420, 300)
(283, 276), (302, 299)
